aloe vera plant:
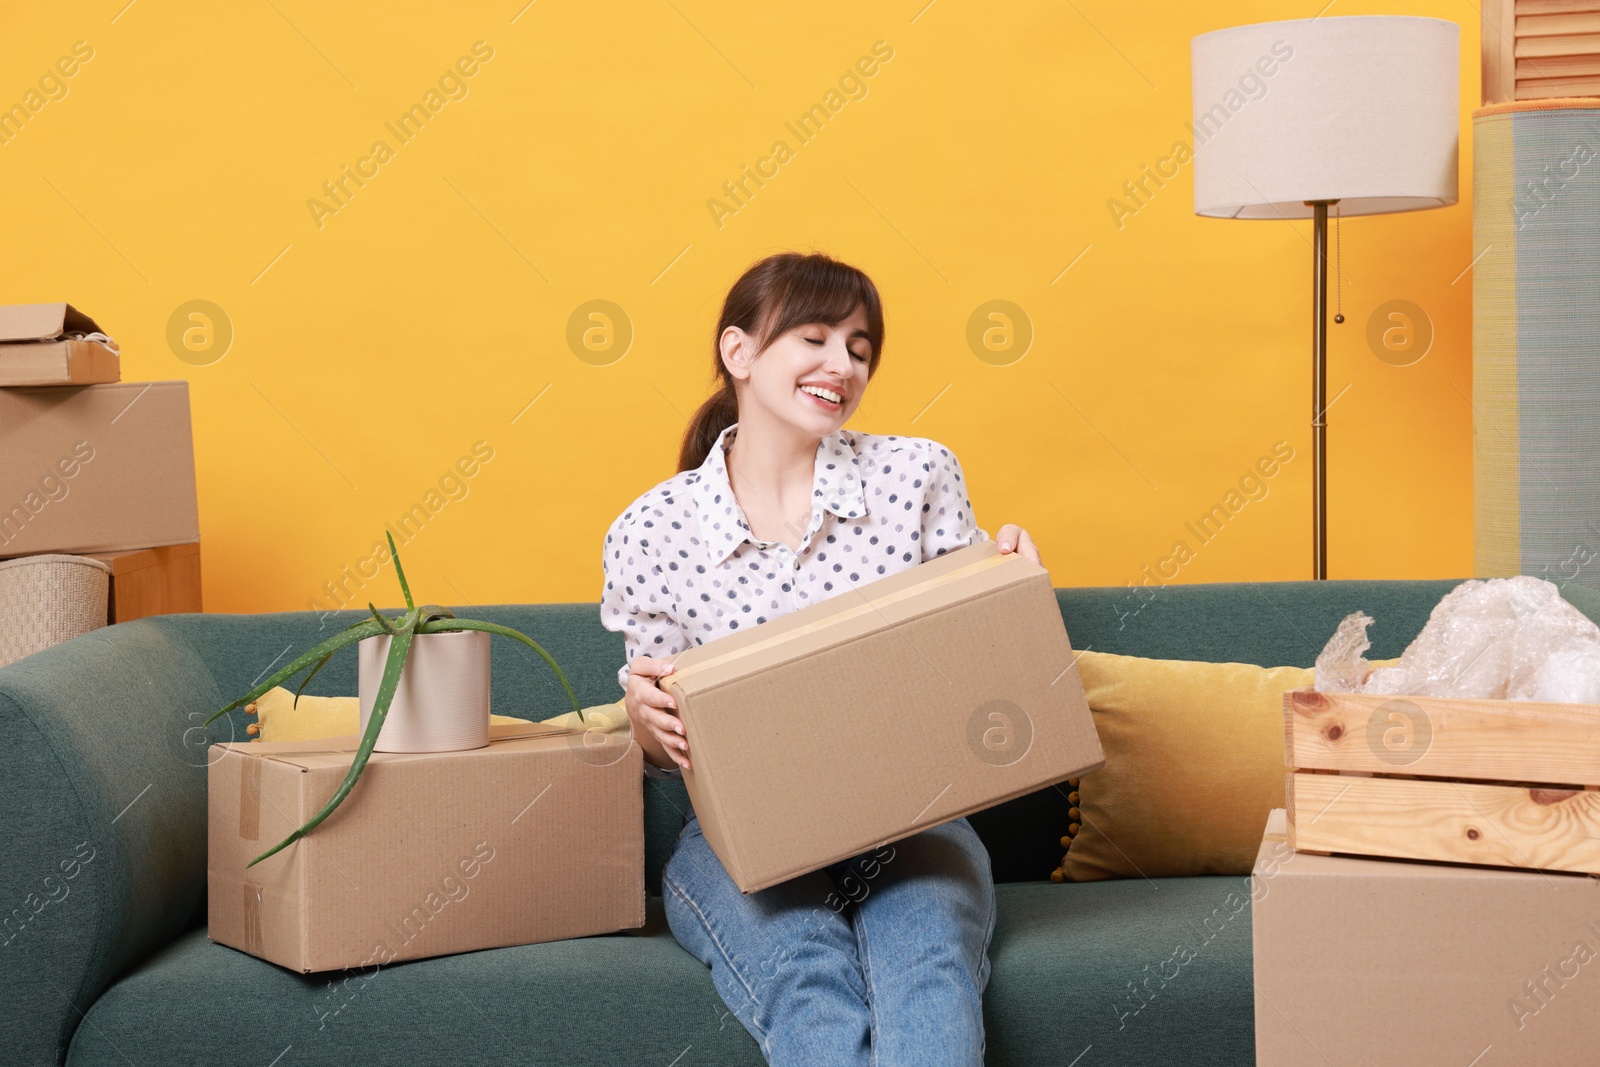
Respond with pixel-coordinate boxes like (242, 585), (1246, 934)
(204, 531), (584, 868)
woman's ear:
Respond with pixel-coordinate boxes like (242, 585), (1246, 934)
(720, 325), (755, 383)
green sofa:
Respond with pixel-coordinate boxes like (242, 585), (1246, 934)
(7, 575), (1593, 1066)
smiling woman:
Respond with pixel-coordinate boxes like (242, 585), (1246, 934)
(599, 250), (1008, 1065)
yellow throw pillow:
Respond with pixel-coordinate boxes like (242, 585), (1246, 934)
(1057, 652), (1397, 882)
(251, 686), (534, 742)
(537, 697), (629, 734)
(1059, 651), (1309, 881)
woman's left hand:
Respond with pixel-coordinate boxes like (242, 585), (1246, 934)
(994, 524), (1042, 566)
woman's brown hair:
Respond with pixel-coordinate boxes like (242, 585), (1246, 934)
(677, 251), (885, 472)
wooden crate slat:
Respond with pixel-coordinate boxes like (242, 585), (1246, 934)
(1516, 11), (1600, 35)
(1517, 52), (1600, 76)
(1516, 31), (1600, 56)
(1284, 688), (1600, 785)
(1287, 771), (1600, 875)
(1518, 73), (1600, 95)
(1516, 0), (1600, 16)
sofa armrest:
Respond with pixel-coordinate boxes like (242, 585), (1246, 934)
(0, 617), (224, 1067)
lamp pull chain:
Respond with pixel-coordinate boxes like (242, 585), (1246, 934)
(1333, 205), (1345, 325)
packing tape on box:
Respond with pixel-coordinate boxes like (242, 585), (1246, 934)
(662, 548), (1021, 690)
(243, 882), (264, 955)
(239, 756), (261, 842)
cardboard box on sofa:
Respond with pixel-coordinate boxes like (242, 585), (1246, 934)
(208, 721), (644, 973)
(0, 303), (120, 386)
(1252, 807), (1600, 1066)
(0, 380), (199, 557)
(659, 538), (1104, 894)
(81, 540), (202, 622)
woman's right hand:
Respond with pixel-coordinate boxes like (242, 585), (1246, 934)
(625, 655), (690, 771)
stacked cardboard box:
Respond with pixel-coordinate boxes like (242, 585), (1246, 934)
(0, 303), (121, 386)
(1253, 807), (1600, 1065)
(0, 303), (201, 623)
(209, 720), (645, 972)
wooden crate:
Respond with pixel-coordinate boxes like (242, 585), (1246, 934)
(1483, 0), (1600, 103)
(1282, 687), (1600, 875)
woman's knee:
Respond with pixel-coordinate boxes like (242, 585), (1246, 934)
(849, 819), (996, 969)
(890, 817), (995, 894)
(665, 837), (864, 989)
(944, 817), (995, 878)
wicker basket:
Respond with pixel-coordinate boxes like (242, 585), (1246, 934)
(0, 553), (112, 669)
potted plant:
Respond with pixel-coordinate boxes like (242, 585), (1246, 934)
(203, 532), (585, 868)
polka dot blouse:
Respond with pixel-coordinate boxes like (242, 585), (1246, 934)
(600, 421), (989, 777)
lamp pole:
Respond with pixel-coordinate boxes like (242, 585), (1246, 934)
(1308, 199), (1336, 581)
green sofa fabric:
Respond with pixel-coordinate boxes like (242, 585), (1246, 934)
(5, 577), (1595, 1066)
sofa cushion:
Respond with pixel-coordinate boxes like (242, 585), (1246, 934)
(68, 879), (1255, 1067)
(1061, 651), (1314, 882)
(246, 684), (626, 742)
(983, 879), (1254, 1065)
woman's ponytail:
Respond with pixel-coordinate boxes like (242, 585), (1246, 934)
(678, 384), (741, 474)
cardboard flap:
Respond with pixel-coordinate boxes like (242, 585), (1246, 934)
(0, 302), (104, 343)
(662, 540), (1039, 697)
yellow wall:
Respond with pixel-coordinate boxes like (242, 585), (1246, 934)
(0, 1), (1477, 614)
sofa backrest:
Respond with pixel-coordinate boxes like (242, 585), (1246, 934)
(160, 578), (1489, 895)
(6, 576), (1599, 1067)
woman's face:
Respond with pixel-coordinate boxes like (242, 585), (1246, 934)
(723, 304), (873, 438)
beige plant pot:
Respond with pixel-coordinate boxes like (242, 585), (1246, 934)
(357, 629), (490, 752)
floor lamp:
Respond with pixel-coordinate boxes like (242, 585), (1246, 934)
(1190, 16), (1459, 579)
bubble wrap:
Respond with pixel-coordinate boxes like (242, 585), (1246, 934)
(1313, 576), (1600, 703)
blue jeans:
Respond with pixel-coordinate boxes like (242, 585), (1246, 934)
(662, 811), (997, 1066)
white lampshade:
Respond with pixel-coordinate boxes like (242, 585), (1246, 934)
(1191, 16), (1459, 219)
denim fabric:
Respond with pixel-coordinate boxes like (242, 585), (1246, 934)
(662, 811), (997, 1067)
